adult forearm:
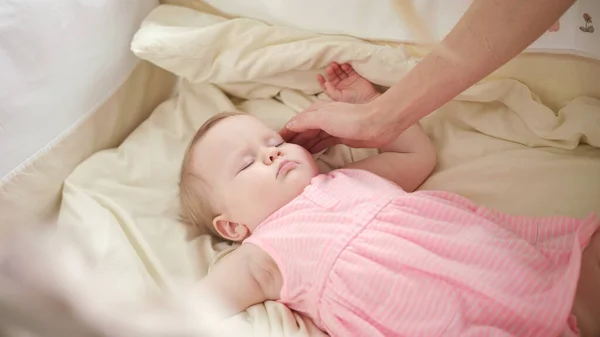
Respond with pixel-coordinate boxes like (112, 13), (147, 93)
(376, 0), (575, 127)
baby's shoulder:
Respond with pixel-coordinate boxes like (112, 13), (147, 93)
(230, 242), (275, 265)
(239, 243), (283, 299)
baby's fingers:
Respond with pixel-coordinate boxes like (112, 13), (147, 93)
(324, 82), (341, 101)
(340, 63), (354, 77)
(331, 62), (346, 79)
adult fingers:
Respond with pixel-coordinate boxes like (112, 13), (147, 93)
(308, 136), (340, 154)
(288, 129), (321, 148)
(286, 101), (345, 133)
(286, 109), (327, 133)
(302, 130), (330, 152)
(281, 101), (330, 139)
(279, 125), (298, 142)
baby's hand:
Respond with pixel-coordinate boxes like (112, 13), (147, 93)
(317, 62), (379, 104)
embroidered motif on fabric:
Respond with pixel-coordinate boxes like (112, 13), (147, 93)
(579, 13), (594, 33)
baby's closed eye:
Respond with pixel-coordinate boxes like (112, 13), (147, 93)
(239, 156), (255, 172)
(267, 136), (284, 147)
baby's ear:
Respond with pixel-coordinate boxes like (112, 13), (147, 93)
(213, 215), (249, 242)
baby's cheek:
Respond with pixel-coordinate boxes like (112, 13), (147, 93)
(304, 154), (319, 176)
(297, 147), (317, 165)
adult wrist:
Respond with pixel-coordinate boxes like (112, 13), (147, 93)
(361, 94), (412, 145)
(367, 92), (411, 130)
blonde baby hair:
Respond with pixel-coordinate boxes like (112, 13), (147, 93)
(179, 111), (246, 239)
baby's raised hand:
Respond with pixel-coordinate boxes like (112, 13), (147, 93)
(317, 62), (379, 104)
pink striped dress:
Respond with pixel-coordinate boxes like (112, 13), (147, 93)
(243, 169), (599, 337)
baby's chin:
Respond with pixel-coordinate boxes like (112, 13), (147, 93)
(250, 179), (311, 229)
(277, 170), (314, 202)
(288, 171), (314, 193)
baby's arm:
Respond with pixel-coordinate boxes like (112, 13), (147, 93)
(196, 243), (282, 318)
(344, 122), (436, 192)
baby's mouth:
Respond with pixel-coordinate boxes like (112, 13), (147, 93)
(276, 160), (298, 178)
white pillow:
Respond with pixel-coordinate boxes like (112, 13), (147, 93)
(130, 5), (414, 98)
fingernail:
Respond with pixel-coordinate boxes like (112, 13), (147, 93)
(287, 119), (296, 129)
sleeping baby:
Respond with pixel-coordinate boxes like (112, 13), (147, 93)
(178, 62), (600, 337)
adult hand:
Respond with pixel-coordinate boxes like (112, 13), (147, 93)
(280, 99), (403, 153)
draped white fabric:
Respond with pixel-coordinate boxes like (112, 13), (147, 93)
(0, 0), (158, 180)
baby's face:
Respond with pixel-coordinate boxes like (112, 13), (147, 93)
(192, 115), (318, 234)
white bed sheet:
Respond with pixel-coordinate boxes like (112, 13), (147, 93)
(53, 5), (600, 336)
(0, 0), (158, 181)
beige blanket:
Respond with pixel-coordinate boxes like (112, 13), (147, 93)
(53, 4), (600, 336)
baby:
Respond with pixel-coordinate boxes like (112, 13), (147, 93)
(179, 63), (600, 337)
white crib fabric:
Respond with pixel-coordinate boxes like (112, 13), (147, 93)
(0, 0), (158, 181)
(167, 0), (600, 60)
(48, 5), (600, 337)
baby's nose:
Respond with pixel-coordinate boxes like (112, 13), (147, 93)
(265, 148), (281, 163)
